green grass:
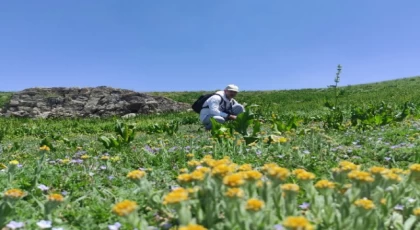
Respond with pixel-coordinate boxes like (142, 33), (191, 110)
(0, 76), (419, 229)
(0, 92), (12, 109)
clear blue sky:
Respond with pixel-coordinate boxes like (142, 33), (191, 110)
(1, 0), (420, 92)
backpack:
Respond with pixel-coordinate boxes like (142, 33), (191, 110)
(191, 93), (223, 113)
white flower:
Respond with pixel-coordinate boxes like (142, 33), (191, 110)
(37, 220), (52, 229)
(52, 228), (64, 230)
(108, 222), (122, 230)
(6, 221), (25, 229)
(37, 184), (49, 191)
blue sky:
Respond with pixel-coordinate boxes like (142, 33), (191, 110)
(1, 0), (420, 92)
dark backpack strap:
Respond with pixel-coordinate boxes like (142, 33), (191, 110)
(202, 94), (224, 109)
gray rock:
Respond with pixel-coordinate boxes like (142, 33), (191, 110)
(1, 86), (189, 118)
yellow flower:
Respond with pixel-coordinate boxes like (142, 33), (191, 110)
(212, 159), (231, 167)
(163, 188), (189, 205)
(369, 166), (388, 175)
(354, 198), (375, 210)
(186, 153), (194, 158)
(101, 155), (110, 160)
(4, 189), (26, 199)
(281, 183), (300, 192)
(338, 161), (358, 171)
(225, 188), (244, 198)
(179, 223), (207, 230)
(292, 169), (307, 175)
(112, 200), (138, 216)
(212, 164), (234, 177)
(246, 198), (264, 211)
(283, 216), (313, 230)
(243, 170), (263, 181)
(110, 156), (121, 162)
(223, 173), (245, 187)
(180, 168), (189, 173)
(409, 164), (420, 172)
(238, 164), (253, 171)
(348, 170), (374, 183)
(177, 173), (193, 183)
(40, 145), (50, 151)
(314, 180), (335, 189)
(380, 198), (386, 205)
(9, 160), (19, 165)
(191, 170), (205, 181)
(382, 172), (402, 182)
(60, 158), (70, 164)
(390, 168), (404, 174)
(48, 193), (64, 202)
(279, 137), (288, 143)
(127, 170), (146, 180)
(292, 146), (299, 151)
(262, 163), (279, 172)
(413, 208), (420, 216)
(296, 171), (315, 181)
(188, 160), (201, 168)
(81, 154), (90, 159)
(266, 166), (290, 181)
(187, 187), (200, 194)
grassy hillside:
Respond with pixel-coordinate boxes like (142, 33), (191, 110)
(150, 76), (420, 116)
(0, 76), (419, 229)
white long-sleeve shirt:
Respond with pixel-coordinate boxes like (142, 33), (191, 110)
(199, 90), (236, 122)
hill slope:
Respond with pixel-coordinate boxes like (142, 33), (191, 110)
(2, 76), (419, 115)
(150, 76), (420, 116)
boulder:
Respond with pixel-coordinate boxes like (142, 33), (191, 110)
(1, 86), (190, 118)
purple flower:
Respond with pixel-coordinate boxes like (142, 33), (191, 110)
(394, 205), (404, 211)
(108, 175), (115, 180)
(161, 222), (173, 229)
(62, 191), (68, 196)
(273, 224), (284, 230)
(6, 221), (25, 229)
(37, 184), (49, 191)
(17, 164), (23, 168)
(299, 202), (310, 209)
(144, 145), (154, 153)
(256, 150), (262, 156)
(108, 222), (121, 230)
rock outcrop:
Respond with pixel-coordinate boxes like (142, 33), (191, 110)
(1, 86), (190, 118)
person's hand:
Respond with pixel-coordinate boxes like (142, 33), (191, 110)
(228, 115), (237, 120)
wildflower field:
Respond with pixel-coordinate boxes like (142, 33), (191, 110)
(1, 76), (420, 229)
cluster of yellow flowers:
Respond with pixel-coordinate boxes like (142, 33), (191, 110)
(127, 170), (146, 180)
(112, 200), (138, 216)
(163, 187), (189, 205)
(4, 188), (26, 199)
(283, 216), (314, 230)
(354, 198), (375, 210)
(48, 193), (64, 202)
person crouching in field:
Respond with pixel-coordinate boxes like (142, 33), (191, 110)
(199, 84), (245, 130)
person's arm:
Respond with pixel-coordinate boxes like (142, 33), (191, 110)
(207, 95), (229, 118)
